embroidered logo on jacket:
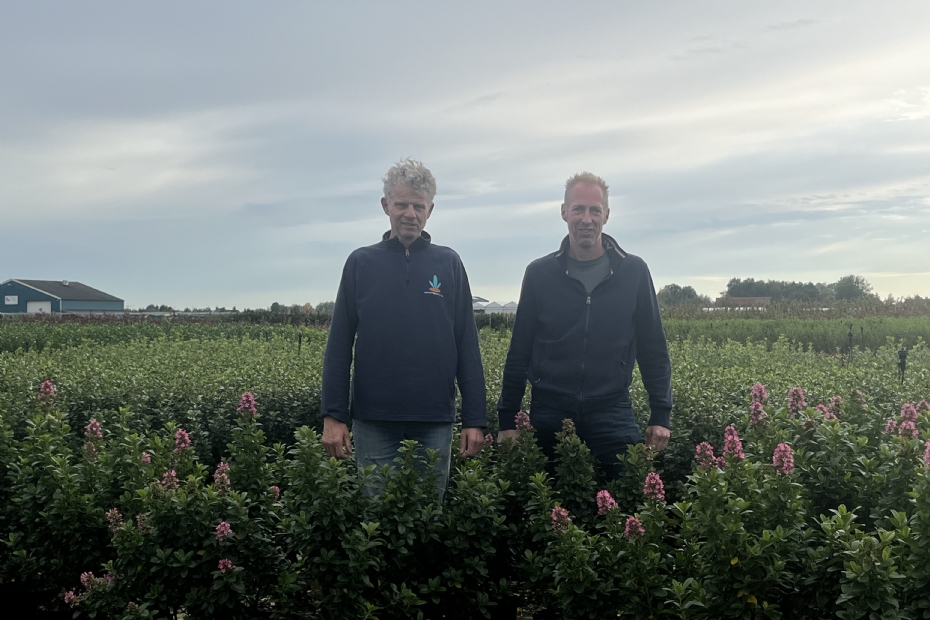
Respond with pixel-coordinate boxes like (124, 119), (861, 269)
(425, 275), (443, 297)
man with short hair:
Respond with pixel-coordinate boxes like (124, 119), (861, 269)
(496, 172), (672, 478)
(322, 158), (486, 501)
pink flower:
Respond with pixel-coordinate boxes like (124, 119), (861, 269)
(596, 489), (618, 515)
(751, 383), (769, 405)
(550, 506), (571, 531)
(694, 442), (718, 470)
(816, 404), (836, 420)
(515, 411), (532, 431)
(828, 395), (844, 414)
(85, 419), (103, 439)
(38, 380), (56, 404)
(215, 521), (233, 540)
(643, 472), (665, 501)
(624, 515), (645, 539)
(898, 420), (918, 439)
(80, 571), (95, 588)
(141, 452), (151, 464)
(885, 418), (898, 434)
(484, 433), (493, 445)
(723, 426), (745, 460)
(772, 443), (795, 475)
(161, 470), (179, 490)
(174, 428), (191, 453)
(237, 392), (257, 415)
(218, 558), (235, 573)
(106, 508), (123, 531)
(716, 456), (727, 468)
(918, 400), (929, 412)
(923, 440), (930, 470)
(749, 401), (767, 426)
(136, 513), (150, 533)
(270, 485), (280, 501)
(856, 390), (869, 410)
(64, 590), (77, 606)
(214, 462), (231, 494)
(901, 403), (918, 423)
(787, 387), (806, 417)
(84, 441), (98, 461)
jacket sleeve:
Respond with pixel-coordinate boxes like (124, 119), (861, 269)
(321, 253), (359, 423)
(633, 263), (673, 428)
(496, 268), (537, 430)
(452, 255), (487, 428)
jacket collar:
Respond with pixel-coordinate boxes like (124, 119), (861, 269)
(381, 230), (432, 253)
(555, 233), (627, 265)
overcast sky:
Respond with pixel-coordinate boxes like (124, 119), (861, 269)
(2, 1), (929, 309)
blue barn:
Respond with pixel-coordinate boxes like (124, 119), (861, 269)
(0, 279), (124, 314)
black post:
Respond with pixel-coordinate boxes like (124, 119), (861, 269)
(898, 348), (908, 383)
(298, 332), (302, 356)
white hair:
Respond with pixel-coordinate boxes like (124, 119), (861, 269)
(382, 158), (437, 203)
(564, 172), (609, 209)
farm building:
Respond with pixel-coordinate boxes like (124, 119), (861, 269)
(1, 279), (124, 314)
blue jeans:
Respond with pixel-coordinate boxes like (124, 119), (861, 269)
(530, 400), (643, 480)
(351, 419), (453, 503)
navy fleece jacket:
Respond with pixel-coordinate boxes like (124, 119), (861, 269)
(497, 234), (672, 431)
(322, 232), (487, 428)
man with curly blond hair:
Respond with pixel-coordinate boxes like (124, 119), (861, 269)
(321, 159), (486, 502)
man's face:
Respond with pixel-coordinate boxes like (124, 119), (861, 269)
(381, 184), (434, 246)
(561, 182), (609, 251)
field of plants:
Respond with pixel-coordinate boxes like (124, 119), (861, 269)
(1, 317), (929, 618)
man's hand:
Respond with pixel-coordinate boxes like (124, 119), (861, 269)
(644, 425), (670, 452)
(497, 429), (520, 444)
(322, 416), (353, 459)
(459, 427), (485, 457)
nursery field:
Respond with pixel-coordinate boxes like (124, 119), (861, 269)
(0, 319), (929, 618)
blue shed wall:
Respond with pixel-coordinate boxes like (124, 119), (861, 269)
(0, 282), (60, 313)
(61, 300), (124, 312)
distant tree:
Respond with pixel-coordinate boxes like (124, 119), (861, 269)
(270, 302), (283, 314)
(657, 284), (710, 307)
(301, 303), (315, 314)
(834, 275), (875, 301)
(315, 301), (336, 315)
(724, 278), (825, 302)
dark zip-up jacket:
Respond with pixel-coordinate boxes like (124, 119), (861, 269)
(322, 231), (487, 428)
(497, 234), (672, 430)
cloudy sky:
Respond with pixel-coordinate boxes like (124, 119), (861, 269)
(2, 1), (929, 309)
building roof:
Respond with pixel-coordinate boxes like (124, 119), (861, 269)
(11, 279), (123, 302)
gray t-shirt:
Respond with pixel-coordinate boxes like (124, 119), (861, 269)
(567, 253), (611, 294)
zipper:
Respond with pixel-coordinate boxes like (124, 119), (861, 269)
(405, 248), (410, 285)
(581, 295), (590, 400)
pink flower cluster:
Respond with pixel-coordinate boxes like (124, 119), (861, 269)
(174, 428), (191, 453)
(694, 442), (725, 470)
(215, 521), (233, 541)
(237, 391), (257, 415)
(750, 383), (769, 426)
(515, 411), (532, 431)
(816, 404), (836, 421)
(643, 472), (665, 501)
(80, 571), (95, 588)
(596, 489), (617, 515)
(787, 387), (807, 418)
(85, 418), (103, 439)
(214, 462), (231, 494)
(856, 390), (869, 410)
(64, 590), (77, 606)
(923, 440), (930, 471)
(484, 433), (493, 445)
(106, 508), (124, 532)
(218, 558), (235, 573)
(723, 426), (745, 460)
(141, 452), (151, 464)
(270, 485), (281, 501)
(624, 515), (645, 539)
(550, 506), (571, 531)
(772, 443), (795, 475)
(38, 380), (56, 405)
(161, 470), (179, 491)
(136, 513), (150, 534)
(887, 403), (921, 438)
(84, 441), (98, 461)
(918, 400), (930, 412)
